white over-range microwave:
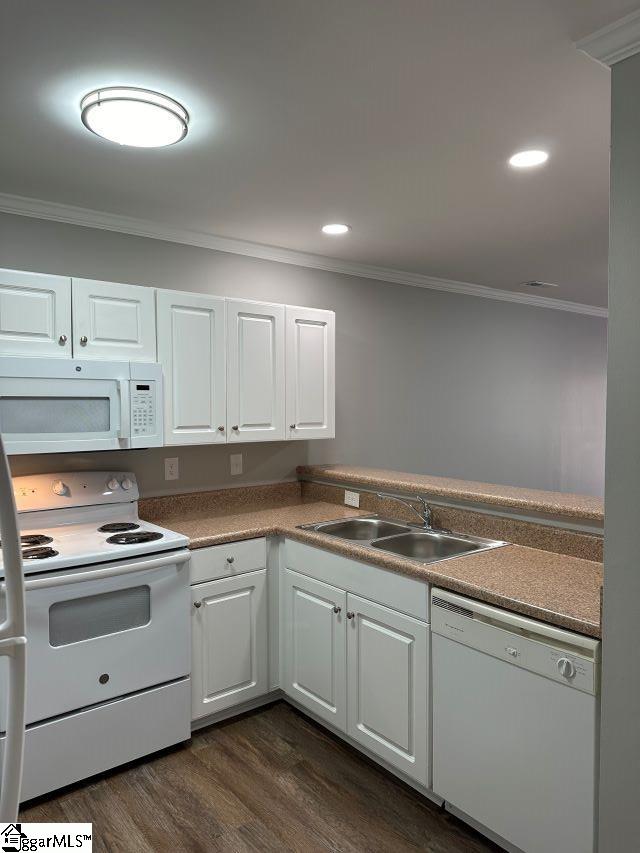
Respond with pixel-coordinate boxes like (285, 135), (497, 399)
(0, 356), (163, 454)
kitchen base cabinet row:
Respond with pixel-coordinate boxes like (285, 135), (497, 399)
(189, 538), (599, 853)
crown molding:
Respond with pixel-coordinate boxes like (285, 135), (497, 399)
(0, 192), (607, 318)
(576, 9), (640, 66)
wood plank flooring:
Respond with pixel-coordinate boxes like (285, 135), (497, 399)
(20, 701), (501, 852)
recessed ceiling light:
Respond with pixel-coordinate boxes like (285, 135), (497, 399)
(508, 149), (549, 169)
(80, 87), (189, 148)
(322, 223), (351, 235)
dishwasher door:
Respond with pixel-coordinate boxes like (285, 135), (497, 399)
(431, 588), (599, 853)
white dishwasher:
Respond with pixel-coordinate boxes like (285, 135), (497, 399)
(431, 588), (600, 853)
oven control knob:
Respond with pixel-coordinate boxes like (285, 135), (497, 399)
(557, 657), (576, 679)
(107, 478), (120, 491)
(52, 480), (68, 497)
(120, 478), (133, 491)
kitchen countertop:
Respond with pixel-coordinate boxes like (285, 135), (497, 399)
(297, 464), (605, 524)
(143, 495), (602, 638)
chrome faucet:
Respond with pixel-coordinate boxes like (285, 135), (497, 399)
(376, 492), (433, 529)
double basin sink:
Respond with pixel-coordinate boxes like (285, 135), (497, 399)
(299, 516), (507, 566)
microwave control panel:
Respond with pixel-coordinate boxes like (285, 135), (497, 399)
(131, 382), (156, 437)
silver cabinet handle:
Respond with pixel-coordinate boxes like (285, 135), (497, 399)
(193, 600), (202, 609)
(58, 334), (67, 345)
(231, 425), (239, 431)
(347, 611), (355, 620)
(226, 556), (235, 564)
(80, 335), (88, 346)
(218, 426), (225, 432)
(333, 605), (341, 614)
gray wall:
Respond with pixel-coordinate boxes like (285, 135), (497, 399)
(0, 212), (607, 496)
(598, 53), (640, 851)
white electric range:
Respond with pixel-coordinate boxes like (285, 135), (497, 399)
(0, 471), (191, 803)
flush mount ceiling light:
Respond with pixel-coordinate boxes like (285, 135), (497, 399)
(322, 223), (351, 235)
(522, 280), (558, 288)
(508, 149), (549, 169)
(80, 87), (189, 148)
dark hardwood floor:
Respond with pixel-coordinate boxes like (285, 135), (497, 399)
(20, 701), (501, 852)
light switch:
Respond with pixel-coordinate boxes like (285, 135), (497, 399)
(164, 457), (179, 481)
(230, 453), (243, 476)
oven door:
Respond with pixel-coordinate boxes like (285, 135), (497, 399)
(0, 376), (126, 455)
(0, 550), (190, 729)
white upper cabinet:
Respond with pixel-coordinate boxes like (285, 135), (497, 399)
(72, 278), (156, 362)
(1, 268), (336, 445)
(0, 269), (72, 358)
(285, 306), (335, 440)
(226, 300), (285, 443)
(156, 290), (226, 445)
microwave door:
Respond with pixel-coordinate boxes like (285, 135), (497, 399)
(0, 377), (123, 454)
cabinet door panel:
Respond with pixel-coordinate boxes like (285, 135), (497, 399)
(191, 570), (268, 720)
(0, 269), (71, 357)
(157, 290), (226, 444)
(285, 306), (335, 439)
(347, 593), (429, 785)
(72, 279), (156, 361)
(282, 568), (346, 730)
(226, 300), (285, 442)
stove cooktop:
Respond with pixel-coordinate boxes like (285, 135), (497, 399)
(1, 471), (189, 577)
(0, 514), (188, 577)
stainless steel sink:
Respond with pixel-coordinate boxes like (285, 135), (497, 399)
(298, 515), (507, 567)
(310, 517), (412, 541)
(371, 531), (484, 561)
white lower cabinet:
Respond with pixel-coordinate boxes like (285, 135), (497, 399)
(346, 594), (428, 786)
(281, 568), (347, 729)
(189, 540), (429, 789)
(280, 560), (429, 787)
(191, 568), (268, 720)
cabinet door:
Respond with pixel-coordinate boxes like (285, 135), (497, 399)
(0, 269), (71, 357)
(281, 568), (347, 730)
(285, 306), (335, 440)
(72, 278), (156, 361)
(157, 290), (226, 445)
(226, 300), (285, 442)
(191, 569), (268, 721)
(346, 594), (429, 786)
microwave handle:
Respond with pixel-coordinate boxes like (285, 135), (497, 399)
(118, 379), (131, 441)
(15, 550), (190, 592)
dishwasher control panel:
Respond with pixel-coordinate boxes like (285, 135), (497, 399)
(431, 589), (600, 696)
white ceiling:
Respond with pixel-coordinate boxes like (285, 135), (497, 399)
(1, 1), (636, 309)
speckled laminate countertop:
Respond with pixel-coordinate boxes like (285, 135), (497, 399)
(142, 495), (602, 638)
(297, 464), (604, 523)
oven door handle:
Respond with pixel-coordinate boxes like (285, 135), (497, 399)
(16, 550), (190, 592)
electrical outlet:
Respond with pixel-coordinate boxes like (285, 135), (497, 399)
(164, 457), (179, 481)
(344, 490), (360, 508)
(230, 453), (243, 476)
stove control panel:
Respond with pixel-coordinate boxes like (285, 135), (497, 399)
(13, 472), (140, 511)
